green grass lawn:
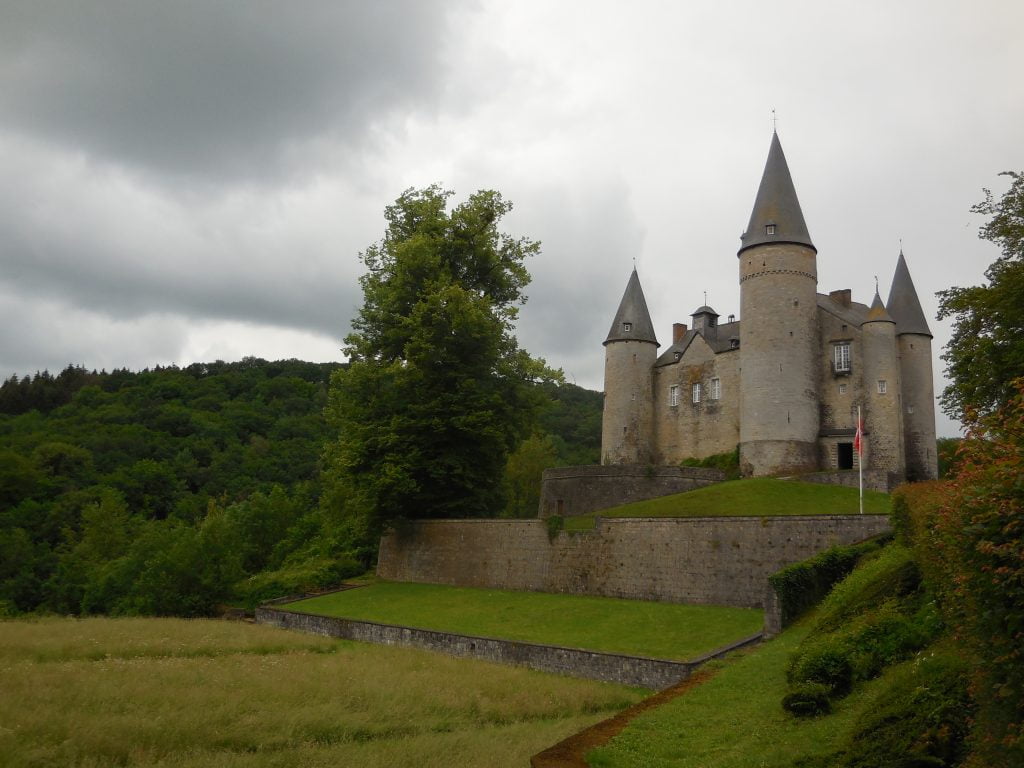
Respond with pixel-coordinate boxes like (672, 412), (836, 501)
(564, 477), (890, 530)
(587, 619), (899, 768)
(0, 617), (644, 768)
(287, 582), (763, 660)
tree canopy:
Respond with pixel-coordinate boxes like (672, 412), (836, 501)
(938, 171), (1024, 422)
(324, 186), (559, 535)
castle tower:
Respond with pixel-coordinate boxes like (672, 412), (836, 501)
(601, 268), (659, 464)
(737, 132), (820, 475)
(861, 290), (905, 475)
(887, 251), (938, 480)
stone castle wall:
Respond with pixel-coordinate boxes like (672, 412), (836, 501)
(652, 340), (741, 463)
(899, 335), (939, 481)
(738, 243), (821, 475)
(538, 464), (724, 518)
(377, 515), (891, 609)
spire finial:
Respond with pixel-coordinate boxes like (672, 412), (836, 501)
(771, 109), (777, 133)
(899, 237), (903, 256)
(703, 290), (708, 305)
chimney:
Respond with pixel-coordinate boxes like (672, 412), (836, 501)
(673, 323), (688, 344)
(829, 289), (852, 307)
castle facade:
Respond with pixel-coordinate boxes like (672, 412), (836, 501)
(601, 132), (938, 482)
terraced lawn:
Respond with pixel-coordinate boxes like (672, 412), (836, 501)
(287, 581), (763, 660)
(564, 477), (890, 530)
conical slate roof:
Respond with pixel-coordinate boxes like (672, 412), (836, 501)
(738, 132), (816, 256)
(864, 289), (895, 324)
(604, 268), (659, 346)
(886, 251), (932, 337)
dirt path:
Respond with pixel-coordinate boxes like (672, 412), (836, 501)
(530, 669), (715, 768)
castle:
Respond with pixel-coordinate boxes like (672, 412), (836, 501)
(601, 131), (938, 482)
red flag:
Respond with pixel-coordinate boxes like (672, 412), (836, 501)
(854, 413), (863, 456)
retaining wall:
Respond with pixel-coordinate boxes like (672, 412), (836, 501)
(377, 515), (891, 609)
(255, 606), (761, 689)
(794, 469), (900, 493)
(539, 464), (725, 518)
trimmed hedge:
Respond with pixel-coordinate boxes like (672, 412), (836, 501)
(768, 536), (889, 628)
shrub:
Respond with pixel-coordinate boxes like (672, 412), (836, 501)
(782, 682), (832, 717)
(788, 643), (854, 696)
(769, 537), (887, 627)
(680, 446), (740, 480)
(841, 649), (973, 768)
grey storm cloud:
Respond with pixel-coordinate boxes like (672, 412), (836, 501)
(0, 1), (460, 183)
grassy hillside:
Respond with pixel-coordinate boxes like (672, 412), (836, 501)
(588, 541), (970, 767)
(288, 582), (762, 660)
(564, 478), (890, 530)
(0, 616), (643, 768)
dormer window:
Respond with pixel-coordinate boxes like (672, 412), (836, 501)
(765, 224), (777, 235)
(622, 322), (632, 332)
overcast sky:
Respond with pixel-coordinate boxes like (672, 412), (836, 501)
(2, 1), (1021, 437)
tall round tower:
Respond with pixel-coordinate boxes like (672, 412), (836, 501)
(861, 291), (905, 475)
(737, 132), (820, 475)
(601, 268), (659, 465)
(887, 251), (938, 480)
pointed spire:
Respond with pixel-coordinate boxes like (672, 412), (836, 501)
(864, 289), (895, 324)
(738, 132), (815, 255)
(886, 250), (932, 337)
(604, 268), (659, 346)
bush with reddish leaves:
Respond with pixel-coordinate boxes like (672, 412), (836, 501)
(895, 379), (1024, 766)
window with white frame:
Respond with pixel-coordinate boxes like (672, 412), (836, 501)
(692, 383), (701, 403)
(669, 385), (680, 407)
(877, 380), (887, 394)
(710, 378), (721, 400)
(622, 322), (632, 332)
(834, 342), (851, 373)
(838, 383), (847, 394)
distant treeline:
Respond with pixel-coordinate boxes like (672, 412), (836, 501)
(0, 358), (601, 617)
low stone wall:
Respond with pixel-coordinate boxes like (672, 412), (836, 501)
(539, 464), (725, 517)
(255, 606), (761, 689)
(794, 469), (901, 493)
(377, 515), (891, 609)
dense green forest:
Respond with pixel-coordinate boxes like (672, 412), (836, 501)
(0, 359), (602, 617)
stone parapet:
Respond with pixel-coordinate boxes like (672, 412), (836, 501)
(539, 464), (724, 518)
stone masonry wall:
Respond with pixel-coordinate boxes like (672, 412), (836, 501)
(539, 464), (724, 518)
(377, 515), (891, 609)
(255, 607), (761, 689)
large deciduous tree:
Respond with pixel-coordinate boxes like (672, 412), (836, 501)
(938, 171), (1024, 422)
(324, 186), (558, 536)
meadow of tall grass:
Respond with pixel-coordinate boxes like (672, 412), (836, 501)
(0, 617), (645, 767)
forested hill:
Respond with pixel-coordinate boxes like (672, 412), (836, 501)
(0, 358), (602, 617)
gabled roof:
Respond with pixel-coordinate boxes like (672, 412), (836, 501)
(604, 268), (659, 346)
(818, 293), (869, 326)
(654, 320), (741, 366)
(738, 132), (816, 256)
(886, 251), (932, 337)
(864, 290), (895, 324)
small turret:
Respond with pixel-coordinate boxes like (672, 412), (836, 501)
(861, 290), (904, 475)
(601, 269), (659, 464)
(691, 305), (719, 340)
(887, 251), (938, 480)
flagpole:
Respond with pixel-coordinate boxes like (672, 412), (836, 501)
(857, 405), (863, 515)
